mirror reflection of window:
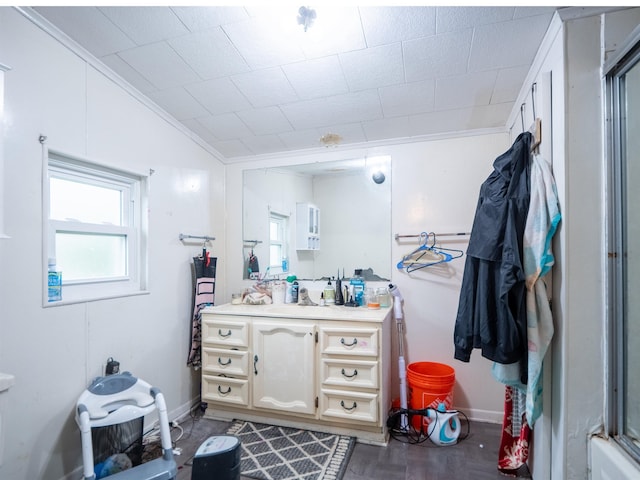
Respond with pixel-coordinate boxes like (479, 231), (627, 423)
(269, 212), (288, 273)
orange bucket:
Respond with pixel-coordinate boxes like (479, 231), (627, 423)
(407, 362), (455, 431)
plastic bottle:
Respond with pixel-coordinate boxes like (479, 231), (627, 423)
(48, 258), (62, 302)
(281, 257), (289, 273)
(285, 275), (297, 303)
(324, 279), (335, 305)
(350, 269), (365, 306)
(292, 281), (299, 304)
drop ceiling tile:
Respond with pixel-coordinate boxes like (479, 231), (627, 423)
(170, 6), (249, 31)
(181, 118), (220, 143)
(282, 56), (349, 100)
(297, 7), (366, 58)
(339, 43), (404, 91)
(278, 128), (324, 150)
(403, 29), (473, 82)
(117, 42), (200, 90)
(359, 6), (436, 47)
(362, 116), (411, 142)
(513, 7), (557, 19)
(241, 134), (288, 155)
(236, 107), (293, 136)
(436, 6), (515, 34)
(212, 139), (253, 158)
(99, 7), (189, 45)
(468, 15), (552, 72)
(146, 87), (210, 121)
(491, 65), (530, 104)
(408, 102), (513, 136)
(168, 29), (250, 79)
(435, 70), (498, 111)
(101, 54), (157, 94)
(222, 16), (306, 69)
(35, 7), (136, 57)
(185, 78), (251, 115)
(322, 122), (367, 144)
(231, 67), (299, 108)
(379, 79), (435, 117)
(198, 113), (252, 140)
(281, 90), (382, 130)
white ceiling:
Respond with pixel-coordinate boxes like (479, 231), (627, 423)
(32, 5), (559, 163)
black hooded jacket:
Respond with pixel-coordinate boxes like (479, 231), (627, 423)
(454, 132), (532, 365)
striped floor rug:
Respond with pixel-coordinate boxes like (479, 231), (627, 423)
(226, 421), (355, 480)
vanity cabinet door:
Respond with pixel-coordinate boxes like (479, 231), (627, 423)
(252, 320), (316, 415)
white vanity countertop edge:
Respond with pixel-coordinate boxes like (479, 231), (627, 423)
(202, 303), (392, 322)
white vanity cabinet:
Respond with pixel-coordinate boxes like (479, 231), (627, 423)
(200, 304), (392, 445)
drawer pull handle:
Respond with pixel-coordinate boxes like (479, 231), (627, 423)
(340, 337), (358, 347)
(254, 354), (259, 375)
(341, 368), (358, 378)
(340, 400), (357, 411)
(218, 385), (231, 395)
(218, 357), (231, 366)
(219, 329), (232, 338)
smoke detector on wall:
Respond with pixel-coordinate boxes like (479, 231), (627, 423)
(320, 133), (342, 147)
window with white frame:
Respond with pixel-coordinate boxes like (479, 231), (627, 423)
(45, 151), (148, 304)
(607, 35), (640, 464)
(269, 212), (288, 272)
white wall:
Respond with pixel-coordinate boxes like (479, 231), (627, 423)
(0, 8), (226, 480)
(226, 132), (510, 422)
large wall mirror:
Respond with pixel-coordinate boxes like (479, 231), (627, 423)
(243, 156), (392, 281)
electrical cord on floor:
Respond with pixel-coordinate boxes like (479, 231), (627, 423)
(386, 407), (471, 445)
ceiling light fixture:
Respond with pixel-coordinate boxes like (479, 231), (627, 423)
(297, 6), (316, 32)
(320, 133), (342, 147)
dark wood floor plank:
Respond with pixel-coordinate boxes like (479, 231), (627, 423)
(169, 413), (506, 480)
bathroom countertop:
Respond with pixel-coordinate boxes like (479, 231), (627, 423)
(203, 303), (392, 323)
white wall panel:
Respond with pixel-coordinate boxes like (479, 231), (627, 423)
(0, 8), (225, 480)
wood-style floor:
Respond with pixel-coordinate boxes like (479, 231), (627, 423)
(166, 408), (510, 480)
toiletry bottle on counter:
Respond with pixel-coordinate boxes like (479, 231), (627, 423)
(47, 258), (62, 302)
(324, 279), (335, 305)
(285, 275), (297, 303)
(350, 269), (365, 306)
(292, 281), (299, 304)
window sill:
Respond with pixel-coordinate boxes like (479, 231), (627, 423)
(42, 289), (150, 307)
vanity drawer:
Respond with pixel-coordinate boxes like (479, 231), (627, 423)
(202, 374), (249, 406)
(202, 318), (248, 348)
(319, 389), (378, 425)
(321, 358), (379, 389)
(202, 347), (249, 377)
(319, 327), (378, 357)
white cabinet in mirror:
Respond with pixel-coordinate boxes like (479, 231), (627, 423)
(243, 156), (392, 281)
